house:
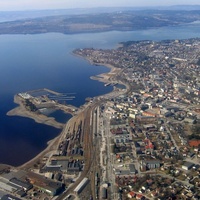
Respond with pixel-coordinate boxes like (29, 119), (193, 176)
(189, 140), (200, 148)
(151, 191), (158, 198)
(142, 111), (156, 117)
(136, 193), (144, 200)
(141, 160), (161, 170)
(127, 191), (136, 198)
(182, 162), (195, 170)
(134, 141), (141, 151)
(129, 164), (136, 174)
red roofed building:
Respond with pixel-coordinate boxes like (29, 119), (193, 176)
(136, 193), (144, 200)
(144, 139), (154, 154)
(116, 154), (121, 159)
(189, 140), (200, 147)
(142, 111), (156, 117)
(127, 191), (136, 198)
(144, 139), (154, 149)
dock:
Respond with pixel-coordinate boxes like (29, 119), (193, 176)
(27, 88), (61, 96)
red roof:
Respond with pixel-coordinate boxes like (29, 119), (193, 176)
(136, 194), (143, 199)
(116, 154), (120, 159)
(129, 191), (135, 197)
(189, 140), (200, 147)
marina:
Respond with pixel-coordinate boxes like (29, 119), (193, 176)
(23, 88), (77, 106)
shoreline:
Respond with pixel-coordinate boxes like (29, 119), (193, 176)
(73, 51), (121, 84)
(7, 54), (126, 169)
(7, 95), (64, 129)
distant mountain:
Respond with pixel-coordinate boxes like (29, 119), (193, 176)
(0, 9), (199, 35)
(0, 10), (74, 22)
(167, 5), (200, 10)
(0, 5), (200, 22)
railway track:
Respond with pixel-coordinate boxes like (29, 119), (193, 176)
(56, 102), (100, 199)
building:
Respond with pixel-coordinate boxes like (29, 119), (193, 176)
(189, 140), (200, 147)
(67, 161), (82, 172)
(1, 194), (21, 200)
(182, 162), (195, 170)
(129, 164), (137, 174)
(40, 165), (61, 173)
(71, 147), (83, 156)
(0, 170), (32, 193)
(135, 115), (157, 124)
(41, 160), (82, 173)
(74, 178), (89, 194)
(101, 187), (107, 199)
(136, 193), (144, 200)
(127, 191), (136, 198)
(141, 160), (161, 170)
(27, 171), (63, 196)
(9, 178), (32, 191)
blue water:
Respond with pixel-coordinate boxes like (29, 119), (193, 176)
(48, 110), (72, 124)
(0, 23), (200, 166)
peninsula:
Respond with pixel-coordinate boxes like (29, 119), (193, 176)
(7, 88), (78, 129)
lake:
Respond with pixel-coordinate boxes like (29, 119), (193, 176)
(0, 22), (200, 166)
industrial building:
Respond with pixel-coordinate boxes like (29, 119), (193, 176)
(9, 178), (33, 191)
(0, 170), (32, 195)
(1, 194), (21, 200)
(74, 177), (89, 194)
(27, 171), (63, 196)
(101, 187), (107, 199)
(41, 159), (83, 174)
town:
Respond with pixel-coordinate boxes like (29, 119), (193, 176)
(0, 38), (200, 200)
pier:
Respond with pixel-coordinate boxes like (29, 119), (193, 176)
(26, 88), (76, 103)
(27, 88), (61, 96)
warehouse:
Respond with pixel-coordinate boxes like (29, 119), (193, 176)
(101, 187), (107, 199)
(27, 171), (63, 196)
(9, 177), (33, 191)
(74, 178), (89, 194)
(0, 180), (18, 193)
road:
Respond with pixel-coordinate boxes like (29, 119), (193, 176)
(102, 111), (118, 200)
(164, 120), (180, 152)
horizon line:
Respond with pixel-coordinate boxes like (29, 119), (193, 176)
(1, 4), (200, 12)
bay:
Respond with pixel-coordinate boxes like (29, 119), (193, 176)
(0, 23), (200, 166)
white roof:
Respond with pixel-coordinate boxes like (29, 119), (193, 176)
(74, 178), (88, 193)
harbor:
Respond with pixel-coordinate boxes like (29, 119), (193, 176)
(7, 88), (79, 129)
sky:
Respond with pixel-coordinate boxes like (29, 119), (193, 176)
(0, 0), (200, 11)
